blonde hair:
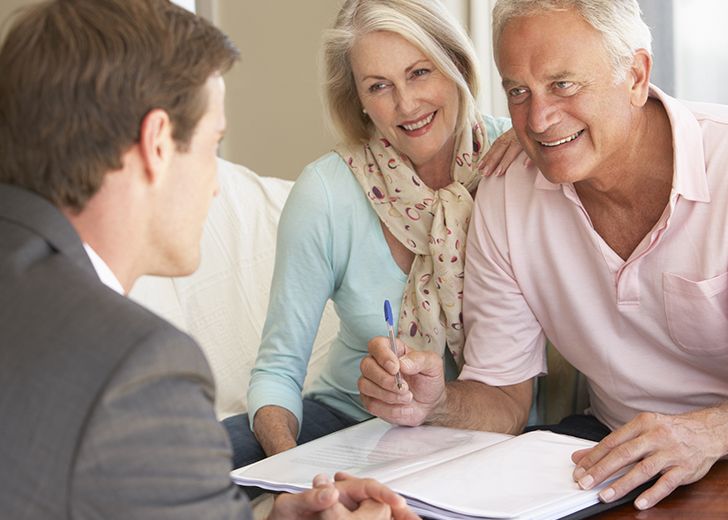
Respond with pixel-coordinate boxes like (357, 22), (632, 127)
(493, 0), (652, 81)
(322, 0), (480, 144)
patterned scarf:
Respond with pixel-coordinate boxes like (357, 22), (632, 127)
(335, 113), (489, 367)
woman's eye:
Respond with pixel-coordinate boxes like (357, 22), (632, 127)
(368, 82), (387, 93)
(412, 68), (430, 78)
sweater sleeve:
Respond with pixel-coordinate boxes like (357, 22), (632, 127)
(246, 161), (337, 435)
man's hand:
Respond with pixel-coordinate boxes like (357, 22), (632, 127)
(358, 336), (446, 426)
(331, 472), (420, 520)
(268, 473), (419, 520)
(571, 406), (728, 510)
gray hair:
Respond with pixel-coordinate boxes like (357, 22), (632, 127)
(322, 0), (481, 144)
(492, 0), (652, 81)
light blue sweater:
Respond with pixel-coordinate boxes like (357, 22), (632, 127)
(247, 115), (511, 432)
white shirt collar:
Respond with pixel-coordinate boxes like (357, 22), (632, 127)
(83, 243), (125, 295)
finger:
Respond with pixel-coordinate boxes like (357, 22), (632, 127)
(350, 499), (391, 520)
(478, 140), (507, 176)
(335, 474), (397, 504)
(333, 473), (408, 510)
(575, 436), (653, 491)
(318, 502), (353, 520)
(571, 447), (591, 465)
(596, 451), (669, 502)
(359, 394), (425, 426)
(631, 467), (685, 510)
(358, 373), (412, 404)
(366, 336), (408, 376)
(398, 350), (444, 378)
(495, 142), (522, 176)
(330, 472), (359, 509)
(573, 421), (645, 479)
(359, 352), (411, 394)
(312, 473), (332, 487)
(272, 485), (339, 518)
(480, 128), (520, 175)
(335, 474), (419, 520)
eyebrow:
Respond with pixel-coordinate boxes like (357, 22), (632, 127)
(501, 70), (574, 89)
(359, 59), (433, 83)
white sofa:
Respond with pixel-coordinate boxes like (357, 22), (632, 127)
(130, 158), (339, 420)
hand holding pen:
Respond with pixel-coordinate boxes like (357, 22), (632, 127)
(383, 299), (404, 390)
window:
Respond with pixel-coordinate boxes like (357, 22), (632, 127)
(455, 0), (728, 114)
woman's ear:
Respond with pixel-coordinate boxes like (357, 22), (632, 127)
(628, 48), (652, 108)
(138, 108), (174, 185)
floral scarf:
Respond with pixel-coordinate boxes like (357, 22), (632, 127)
(335, 113), (489, 367)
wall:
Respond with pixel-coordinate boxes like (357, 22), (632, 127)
(0, 0), (29, 38)
(204, 1), (344, 180)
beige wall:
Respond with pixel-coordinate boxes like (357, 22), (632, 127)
(0, 0), (29, 39)
(209, 1), (345, 180)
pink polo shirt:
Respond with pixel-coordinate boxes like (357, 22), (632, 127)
(461, 86), (728, 431)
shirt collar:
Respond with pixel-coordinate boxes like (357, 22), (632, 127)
(651, 85), (710, 202)
(83, 243), (124, 295)
(533, 84), (711, 203)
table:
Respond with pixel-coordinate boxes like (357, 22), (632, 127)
(596, 460), (728, 518)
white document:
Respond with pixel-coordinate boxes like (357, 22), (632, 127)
(231, 419), (616, 520)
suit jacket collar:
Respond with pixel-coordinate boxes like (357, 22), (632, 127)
(0, 183), (95, 275)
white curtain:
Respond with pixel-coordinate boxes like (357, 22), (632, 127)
(171, 0), (196, 13)
(443, 0), (509, 117)
(468, 0), (509, 117)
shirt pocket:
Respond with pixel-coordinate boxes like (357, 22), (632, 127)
(663, 271), (728, 355)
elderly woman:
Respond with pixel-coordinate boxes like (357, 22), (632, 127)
(223, 0), (520, 470)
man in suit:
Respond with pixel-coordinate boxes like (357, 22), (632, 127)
(0, 1), (416, 519)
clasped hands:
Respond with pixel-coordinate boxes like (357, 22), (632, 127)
(358, 336), (728, 511)
(269, 471), (420, 520)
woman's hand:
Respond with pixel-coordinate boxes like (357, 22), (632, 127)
(478, 128), (527, 177)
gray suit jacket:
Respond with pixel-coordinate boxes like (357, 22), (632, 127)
(0, 184), (251, 519)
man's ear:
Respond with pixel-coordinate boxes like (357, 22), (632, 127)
(138, 108), (174, 185)
(628, 49), (652, 108)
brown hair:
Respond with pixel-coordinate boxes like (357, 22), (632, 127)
(0, 0), (239, 211)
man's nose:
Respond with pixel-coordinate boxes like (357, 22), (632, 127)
(527, 94), (560, 135)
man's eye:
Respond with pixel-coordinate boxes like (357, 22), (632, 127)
(555, 81), (574, 89)
(508, 87), (527, 97)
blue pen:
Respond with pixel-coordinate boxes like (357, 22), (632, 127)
(383, 299), (404, 390)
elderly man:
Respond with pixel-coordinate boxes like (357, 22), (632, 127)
(358, 0), (728, 511)
(0, 1), (416, 519)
